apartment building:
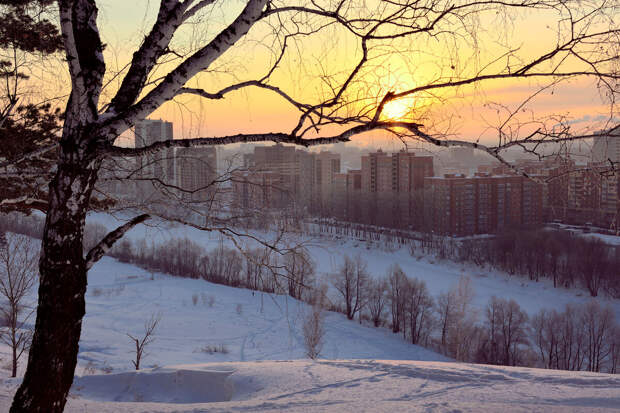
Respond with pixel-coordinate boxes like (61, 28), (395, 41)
(174, 146), (217, 202)
(235, 144), (341, 211)
(424, 173), (543, 236)
(359, 149), (434, 228)
(132, 119), (176, 201)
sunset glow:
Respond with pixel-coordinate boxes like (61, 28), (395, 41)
(381, 96), (415, 120)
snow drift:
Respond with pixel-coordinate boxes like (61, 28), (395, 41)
(71, 366), (234, 403)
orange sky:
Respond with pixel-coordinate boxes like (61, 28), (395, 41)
(63, 2), (619, 148)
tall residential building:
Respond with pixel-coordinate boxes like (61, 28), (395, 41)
(360, 149), (434, 227)
(361, 149), (434, 193)
(134, 119), (175, 200)
(236, 143), (338, 210)
(174, 146), (217, 202)
(450, 146), (475, 165)
(592, 132), (620, 164)
(315, 151), (341, 209)
(342, 169), (363, 222)
(424, 173), (542, 236)
(361, 149), (392, 193)
(232, 171), (284, 210)
(591, 132), (620, 227)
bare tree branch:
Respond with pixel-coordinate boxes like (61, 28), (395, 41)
(84, 214), (150, 270)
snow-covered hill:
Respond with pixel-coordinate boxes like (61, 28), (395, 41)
(88, 213), (620, 320)
(1, 216), (619, 411)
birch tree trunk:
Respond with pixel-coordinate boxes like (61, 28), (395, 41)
(11, 131), (101, 412)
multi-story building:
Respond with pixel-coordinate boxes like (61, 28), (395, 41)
(424, 173), (543, 236)
(315, 151), (341, 210)
(360, 149), (434, 228)
(235, 144), (341, 212)
(592, 132), (620, 165)
(134, 119), (175, 180)
(361, 149), (391, 193)
(232, 171), (285, 210)
(133, 119), (176, 200)
(361, 149), (434, 193)
(591, 132), (620, 228)
(174, 146), (217, 202)
(244, 143), (307, 208)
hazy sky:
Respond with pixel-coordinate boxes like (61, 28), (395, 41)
(66, 2), (618, 148)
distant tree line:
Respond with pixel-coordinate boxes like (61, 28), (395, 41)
(456, 229), (620, 297)
(304, 220), (620, 298)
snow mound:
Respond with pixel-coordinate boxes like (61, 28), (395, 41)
(71, 367), (235, 403)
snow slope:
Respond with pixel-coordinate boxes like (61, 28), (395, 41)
(74, 257), (444, 371)
(88, 213), (620, 320)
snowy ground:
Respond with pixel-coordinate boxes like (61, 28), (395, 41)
(4, 359), (620, 412)
(0, 255), (444, 411)
(0, 215), (619, 411)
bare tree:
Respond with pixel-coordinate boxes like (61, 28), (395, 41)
(367, 277), (388, 327)
(405, 277), (434, 346)
(0, 1), (616, 411)
(127, 313), (161, 371)
(581, 300), (615, 373)
(555, 304), (586, 371)
(482, 296), (529, 366)
(439, 276), (478, 361)
(0, 233), (38, 378)
(609, 325), (620, 374)
(284, 248), (315, 300)
(532, 308), (561, 369)
(576, 239), (610, 297)
(302, 302), (325, 360)
(332, 254), (368, 321)
(436, 290), (455, 351)
(387, 264), (408, 334)
(302, 282), (327, 360)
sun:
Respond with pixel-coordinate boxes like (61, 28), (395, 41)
(381, 96), (415, 120)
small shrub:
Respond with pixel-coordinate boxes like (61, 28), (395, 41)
(202, 293), (215, 307)
(200, 344), (229, 354)
(100, 362), (113, 374)
(303, 303), (325, 360)
(83, 360), (97, 375)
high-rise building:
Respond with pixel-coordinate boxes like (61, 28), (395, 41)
(361, 149), (391, 193)
(134, 119), (175, 200)
(174, 146), (217, 202)
(315, 151), (341, 209)
(360, 149), (434, 227)
(232, 170), (283, 210)
(591, 132), (619, 227)
(592, 132), (620, 164)
(424, 173), (542, 236)
(361, 149), (434, 193)
(237, 144), (341, 211)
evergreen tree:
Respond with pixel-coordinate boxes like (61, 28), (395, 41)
(0, 0), (62, 213)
